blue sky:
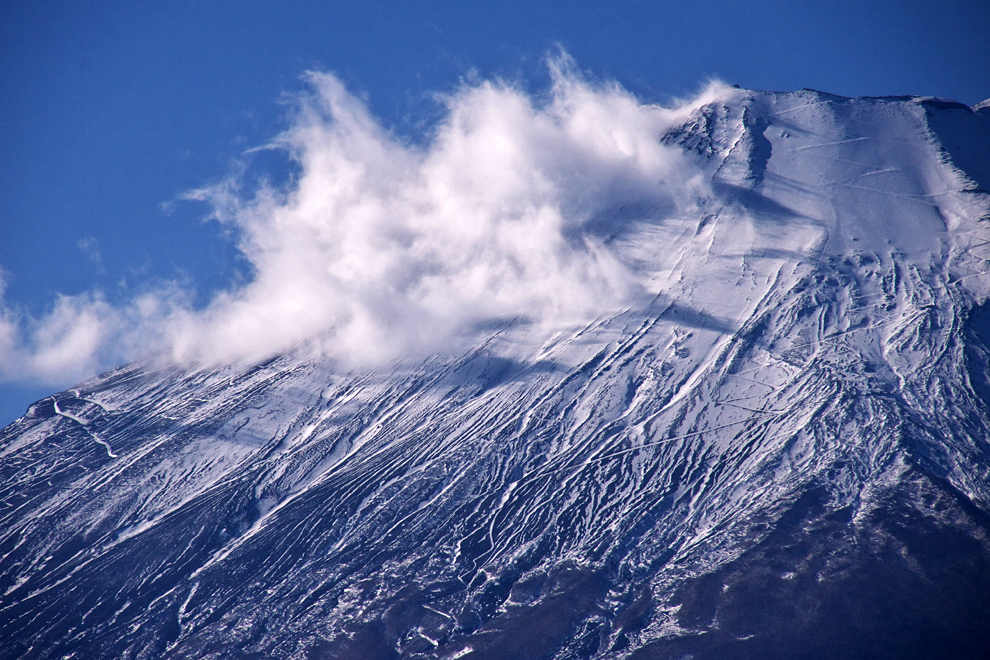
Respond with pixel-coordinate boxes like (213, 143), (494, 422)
(1, 0), (988, 426)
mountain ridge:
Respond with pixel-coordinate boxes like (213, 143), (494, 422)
(2, 87), (989, 659)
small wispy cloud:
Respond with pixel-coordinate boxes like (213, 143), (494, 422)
(0, 55), (736, 386)
(78, 237), (106, 275)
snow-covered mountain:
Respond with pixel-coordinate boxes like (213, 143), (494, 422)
(2, 88), (990, 659)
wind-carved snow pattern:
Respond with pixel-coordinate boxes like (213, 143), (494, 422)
(1, 89), (989, 659)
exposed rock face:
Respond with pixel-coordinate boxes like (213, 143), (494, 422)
(2, 89), (989, 659)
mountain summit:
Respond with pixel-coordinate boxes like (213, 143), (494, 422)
(2, 88), (990, 659)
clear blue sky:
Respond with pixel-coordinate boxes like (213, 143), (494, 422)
(1, 0), (988, 426)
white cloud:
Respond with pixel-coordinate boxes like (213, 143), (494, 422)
(0, 58), (736, 385)
(78, 236), (104, 273)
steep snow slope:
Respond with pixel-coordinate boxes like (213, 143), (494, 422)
(2, 89), (990, 659)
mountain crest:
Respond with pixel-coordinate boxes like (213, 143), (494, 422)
(2, 88), (990, 659)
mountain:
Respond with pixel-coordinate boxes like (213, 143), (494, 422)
(2, 88), (990, 659)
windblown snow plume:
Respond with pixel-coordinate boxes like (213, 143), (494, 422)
(0, 62), (733, 382)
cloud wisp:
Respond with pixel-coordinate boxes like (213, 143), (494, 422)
(0, 61), (734, 385)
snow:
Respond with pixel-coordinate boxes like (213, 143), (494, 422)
(0, 88), (989, 658)
(52, 397), (116, 458)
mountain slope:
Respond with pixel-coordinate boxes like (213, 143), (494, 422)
(2, 88), (990, 659)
